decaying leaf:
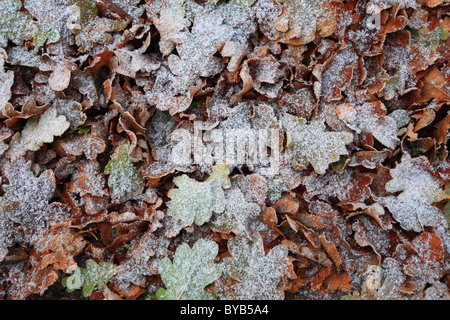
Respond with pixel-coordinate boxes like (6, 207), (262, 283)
(378, 154), (448, 232)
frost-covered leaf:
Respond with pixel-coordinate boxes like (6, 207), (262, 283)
(242, 46), (287, 99)
(141, 110), (196, 178)
(0, 0), (32, 47)
(377, 196), (447, 233)
(385, 154), (444, 203)
(303, 168), (372, 203)
(32, 26), (59, 48)
(70, 0), (128, 52)
(344, 102), (399, 149)
(107, 0), (144, 21)
(217, 102), (281, 171)
(410, 26), (449, 53)
(167, 163), (231, 227)
(153, 0), (190, 56)
(112, 232), (170, 292)
(0, 49), (14, 113)
(392, 232), (445, 290)
(377, 154), (448, 232)
(255, 0), (336, 45)
(352, 215), (398, 261)
(0, 197), (22, 262)
(7, 107), (70, 157)
(104, 140), (144, 202)
(216, 233), (294, 300)
(378, 71), (406, 100)
(318, 46), (359, 101)
(2, 157), (69, 239)
(145, 63), (197, 115)
(54, 122), (107, 160)
(366, 0), (420, 14)
(52, 98), (87, 130)
(156, 238), (222, 300)
(282, 114), (353, 174)
(148, 0), (254, 114)
(209, 186), (261, 237)
(24, 0), (72, 47)
(166, 11), (231, 93)
(33, 226), (86, 273)
(7, 260), (59, 300)
(6, 46), (40, 67)
(63, 259), (118, 297)
(114, 45), (160, 78)
(67, 160), (108, 197)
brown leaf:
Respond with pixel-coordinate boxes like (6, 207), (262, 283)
(33, 226), (86, 273)
(318, 233), (341, 270)
(323, 270), (352, 294)
(53, 122), (108, 160)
